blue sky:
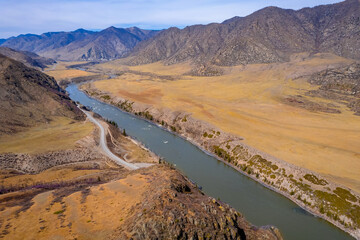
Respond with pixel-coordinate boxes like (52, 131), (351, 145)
(0, 0), (342, 38)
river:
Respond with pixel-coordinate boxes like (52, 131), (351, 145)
(66, 84), (354, 240)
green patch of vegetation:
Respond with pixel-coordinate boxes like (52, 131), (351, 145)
(182, 116), (187, 122)
(333, 187), (357, 202)
(290, 178), (312, 192)
(270, 174), (276, 179)
(106, 120), (118, 128)
(54, 209), (65, 215)
(304, 174), (328, 186)
(122, 129), (127, 136)
(248, 155), (278, 174)
(138, 111), (154, 121)
(314, 190), (360, 227)
(203, 131), (213, 138)
(161, 120), (165, 126)
(216, 131), (220, 136)
(101, 95), (111, 100)
(170, 126), (176, 132)
(271, 165), (278, 171)
(213, 145), (234, 163)
(118, 100), (134, 112)
(231, 145), (250, 161)
(226, 144), (230, 149)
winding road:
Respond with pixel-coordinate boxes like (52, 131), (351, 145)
(82, 109), (144, 170)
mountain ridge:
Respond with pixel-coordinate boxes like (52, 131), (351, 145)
(0, 47), (56, 70)
(126, 0), (360, 66)
(0, 54), (83, 135)
(1, 0), (358, 65)
(1, 27), (159, 61)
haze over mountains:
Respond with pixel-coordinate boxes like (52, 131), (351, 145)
(1, 27), (158, 61)
(0, 0), (359, 65)
(0, 47), (56, 70)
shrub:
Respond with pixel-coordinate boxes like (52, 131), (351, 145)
(54, 209), (65, 215)
(101, 95), (111, 100)
(304, 174), (328, 186)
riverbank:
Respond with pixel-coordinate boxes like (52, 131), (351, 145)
(79, 82), (360, 239)
(0, 108), (283, 239)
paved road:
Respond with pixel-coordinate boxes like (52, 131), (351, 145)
(81, 110), (141, 170)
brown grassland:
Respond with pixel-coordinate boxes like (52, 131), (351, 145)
(0, 117), (94, 154)
(87, 53), (360, 193)
(45, 61), (96, 81)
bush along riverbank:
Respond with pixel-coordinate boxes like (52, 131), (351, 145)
(80, 83), (360, 239)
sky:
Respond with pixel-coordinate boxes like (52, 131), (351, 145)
(0, 0), (343, 39)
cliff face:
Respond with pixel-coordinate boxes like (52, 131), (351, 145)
(0, 54), (83, 135)
(127, 0), (360, 66)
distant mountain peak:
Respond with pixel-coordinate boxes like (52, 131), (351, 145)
(74, 28), (91, 33)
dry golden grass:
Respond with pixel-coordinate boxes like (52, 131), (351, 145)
(0, 172), (150, 239)
(91, 53), (360, 193)
(45, 61), (95, 81)
(100, 60), (192, 76)
(0, 167), (103, 189)
(0, 117), (94, 154)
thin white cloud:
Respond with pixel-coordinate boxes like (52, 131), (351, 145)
(0, 0), (343, 38)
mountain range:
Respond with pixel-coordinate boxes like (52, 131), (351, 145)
(1, 27), (158, 61)
(0, 0), (359, 65)
(0, 47), (56, 70)
(126, 0), (360, 66)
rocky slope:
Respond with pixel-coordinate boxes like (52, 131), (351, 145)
(0, 47), (56, 70)
(127, 0), (360, 66)
(1, 29), (94, 54)
(1, 27), (159, 61)
(306, 63), (360, 115)
(0, 164), (283, 240)
(0, 54), (83, 135)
